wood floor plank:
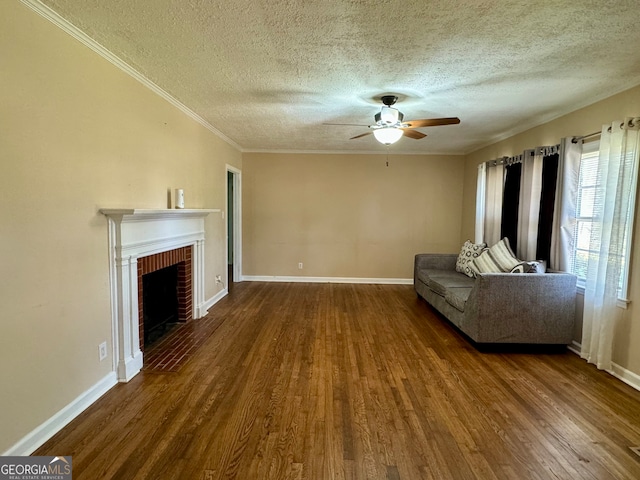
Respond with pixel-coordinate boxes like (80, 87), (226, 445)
(35, 282), (640, 479)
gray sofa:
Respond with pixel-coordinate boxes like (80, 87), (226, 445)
(414, 253), (577, 345)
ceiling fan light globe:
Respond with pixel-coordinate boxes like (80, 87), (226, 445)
(373, 127), (403, 145)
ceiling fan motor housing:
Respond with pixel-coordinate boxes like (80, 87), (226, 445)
(375, 108), (404, 125)
(376, 96), (402, 125)
(380, 95), (398, 106)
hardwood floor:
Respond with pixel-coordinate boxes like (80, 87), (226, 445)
(36, 282), (640, 479)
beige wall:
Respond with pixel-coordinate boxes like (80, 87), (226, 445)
(460, 84), (640, 379)
(0, 2), (240, 453)
(243, 153), (465, 279)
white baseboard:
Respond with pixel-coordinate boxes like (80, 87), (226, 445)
(241, 275), (413, 285)
(2, 286), (229, 457)
(610, 363), (640, 392)
(3, 372), (118, 456)
(567, 340), (640, 392)
(201, 288), (228, 315)
(568, 340), (581, 356)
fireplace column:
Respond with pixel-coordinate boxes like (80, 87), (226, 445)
(195, 239), (206, 318)
(115, 254), (142, 381)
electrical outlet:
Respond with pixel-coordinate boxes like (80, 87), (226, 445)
(215, 275), (222, 283)
(298, 262), (303, 269)
(99, 342), (107, 361)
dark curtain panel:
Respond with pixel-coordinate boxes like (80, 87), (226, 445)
(536, 153), (559, 262)
(500, 162), (522, 252)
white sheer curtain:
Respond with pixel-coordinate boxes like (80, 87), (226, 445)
(516, 149), (542, 260)
(475, 163), (487, 244)
(483, 160), (504, 246)
(550, 137), (582, 271)
(581, 118), (640, 371)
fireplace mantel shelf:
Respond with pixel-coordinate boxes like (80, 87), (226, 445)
(100, 208), (220, 220)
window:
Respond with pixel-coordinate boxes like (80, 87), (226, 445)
(571, 140), (635, 303)
(572, 142), (599, 287)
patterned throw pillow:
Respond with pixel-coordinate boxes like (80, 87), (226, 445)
(471, 237), (521, 274)
(455, 240), (487, 278)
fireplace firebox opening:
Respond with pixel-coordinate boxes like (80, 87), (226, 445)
(142, 264), (179, 345)
(137, 246), (193, 351)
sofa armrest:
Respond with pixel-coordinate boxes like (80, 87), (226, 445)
(414, 253), (458, 284)
(464, 272), (577, 343)
(414, 253), (458, 271)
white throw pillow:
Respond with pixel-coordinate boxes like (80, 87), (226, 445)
(471, 237), (521, 274)
(528, 260), (547, 273)
(455, 240), (487, 278)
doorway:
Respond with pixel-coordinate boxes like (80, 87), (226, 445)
(226, 166), (242, 289)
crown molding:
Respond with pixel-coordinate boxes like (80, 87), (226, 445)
(241, 148), (466, 156)
(464, 81), (640, 156)
(19, 0), (242, 152)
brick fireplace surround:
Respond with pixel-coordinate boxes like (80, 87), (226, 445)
(137, 246), (193, 351)
(100, 208), (217, 382)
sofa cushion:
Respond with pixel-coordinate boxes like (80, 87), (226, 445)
(455, 240), (486, 278)
(417, 268), (457, 286)
(471, 237), (520, 274)
(424, 270), (475, 296)
(445, 287), (473, 312)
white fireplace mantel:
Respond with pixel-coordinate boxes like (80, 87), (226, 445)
(100, 208), (219, 382)
(100, 208), (219, 219)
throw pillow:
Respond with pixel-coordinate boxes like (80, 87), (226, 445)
(471, 237), (521, 274)
(455, 240), (487, 278)
(510, 262), (534, 274)
(529, 260), (547, 273)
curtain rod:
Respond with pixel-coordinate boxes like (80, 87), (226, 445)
(572, 118), (640, 143)
(485, 144), (559, 167)
(571, 131), (600, 143)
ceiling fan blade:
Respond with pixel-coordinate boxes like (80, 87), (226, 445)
(401, 129), (427, 139)
(323, 122), (371, 127)
(350, 132), (373, 140)
(403, 117), (461, 129)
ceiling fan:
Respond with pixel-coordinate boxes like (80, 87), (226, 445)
(326, 95), (460, 145)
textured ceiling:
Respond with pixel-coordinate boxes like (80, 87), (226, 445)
(37, 0), (640, 154)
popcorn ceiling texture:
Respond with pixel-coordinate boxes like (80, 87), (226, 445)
(39, 0), (640, 153)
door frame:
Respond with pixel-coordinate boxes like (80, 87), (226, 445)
(226, 165), (242, 283)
